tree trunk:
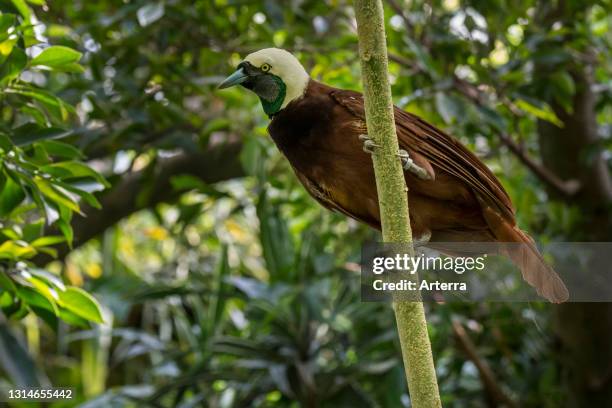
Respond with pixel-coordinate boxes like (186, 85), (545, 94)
(353, 1), (441, 406)
(537, 64), (612, 406)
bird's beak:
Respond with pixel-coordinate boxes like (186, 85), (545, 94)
(218, 67), (248, 89)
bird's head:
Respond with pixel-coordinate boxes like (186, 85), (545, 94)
(218, 48), (309, 116)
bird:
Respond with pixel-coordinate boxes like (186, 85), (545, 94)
(219, 48), (569, 303)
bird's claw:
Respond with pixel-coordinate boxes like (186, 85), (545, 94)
(397, 149), (431, 181)
(359, 134), (379, 154)
(360, 136), (431, 181)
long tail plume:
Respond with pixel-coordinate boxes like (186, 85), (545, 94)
(482, 206), (569, 303)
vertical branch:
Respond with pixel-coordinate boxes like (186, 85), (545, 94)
(353, 0), (441, 406)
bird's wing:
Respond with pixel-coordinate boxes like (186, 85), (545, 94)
(293, 168), (381, 229)
(330, 89), (515, 221)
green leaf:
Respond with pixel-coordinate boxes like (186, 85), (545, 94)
(40, 161), (108, 186)
(0, 46), (26, 84)
(0, 133), (14, 150)
(0, 15), (16, 41)
(66, 180), (106, 193)
(37, 140), (84, 159)
(515, 99), (563, 127)
(1, 293), (27, 319)
(256, 191), (295, 281)
(26, 276), (61, 313)
(30, 45), (82, 68)
(0, 37), (19, 65)
(137, 2), (165, 27)
(7, 86), (73, 122)
(175, 202), (203, 226)
(11, 125), (73, 147)
(45, 24), (72, 37)
(34, 177), (81, 214)
(0, 291), (14, 308)
(19, 104), (48, 126)
(0, 227), (20, 240)
(22, 219), (43, 242)
(553, 71), (575, 97)
(30, 235), (65, 247)
(28, 269), (65, 291)
(10, 0), (31, 19)
(36, 246), (57, 258)
(240, 136), (266, 179)
(30, 305), (58, 331)
(0, 240), (36, 259)
(41, 198), (60, 224)
(0, 176), (25, 217)
(57, 307), (89, 328)
(56, 219), (73, 246)
(0, 324), (42, 387)
(170, 174), (207, 191)
(0, 271), (17, 292)
(205, 244), (229, 338)
(20, 23), (40, 48)
(550, 71), (575, 113)
(17, 285), (58, 314)
(58, 287), (104, 323)
(55, 181), (102, 209)
(170, 175), (228, 198)
(52, 62), (85, 73)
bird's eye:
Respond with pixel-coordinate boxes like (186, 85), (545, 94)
(261, 63), (271, 72)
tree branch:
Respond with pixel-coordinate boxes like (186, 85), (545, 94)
(386, 51), (582, 197)
(34, 142), (244, 264)
(497, 134), (580, 197)
(386, 0), (414, 34)
(354, 1), (441, 406)
(452, 320), (517, 408)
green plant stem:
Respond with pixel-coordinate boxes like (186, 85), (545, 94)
(353, 0), (441, 406)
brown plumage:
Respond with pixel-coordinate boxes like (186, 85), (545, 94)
(268, 80), (568, 303)
(218, 48), (568, 303)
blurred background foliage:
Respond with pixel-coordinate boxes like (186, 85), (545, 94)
(0, 0), (610, 406)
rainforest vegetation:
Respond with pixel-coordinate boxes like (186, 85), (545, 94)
(0, 0), (610, 406)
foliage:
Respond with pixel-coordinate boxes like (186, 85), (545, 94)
(0, 0), (106, 344)
(0, 0), (608, 406)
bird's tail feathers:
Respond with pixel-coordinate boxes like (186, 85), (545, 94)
(482, 206), (569, 303)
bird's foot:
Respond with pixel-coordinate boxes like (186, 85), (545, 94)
(359, 134), (379, 154)
(360, 135), (431, 181)
(397, 149), (432, 181)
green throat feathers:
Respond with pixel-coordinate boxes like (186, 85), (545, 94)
(260, 75), (286, 117)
